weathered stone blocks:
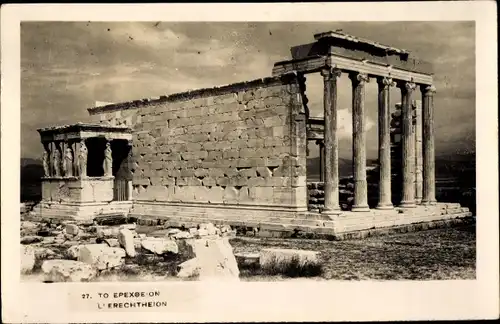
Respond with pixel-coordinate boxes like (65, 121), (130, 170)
(42, 260), (96, 282)
(89, 77), (306, 209)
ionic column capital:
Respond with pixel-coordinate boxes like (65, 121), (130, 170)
(405, 81), (417, 92)
(397, 80), (417, 92)
(320, 67), (342, 80)
(422, 84), (437, 96)
(377, 77), (396, 88)
(349, 72), (370, 85)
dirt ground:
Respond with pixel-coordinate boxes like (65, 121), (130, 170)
(232, 224), (476, 281)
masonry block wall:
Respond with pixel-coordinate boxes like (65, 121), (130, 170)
(88, 74), (308, 211)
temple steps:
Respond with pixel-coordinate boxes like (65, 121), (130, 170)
(130, 202), (473, 237)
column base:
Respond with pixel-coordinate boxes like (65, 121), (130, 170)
(399, 201), (417, 208)
(352, 205), (370, 212)
(376, 203), (394, 210)
(421, 199), (437, 206)
(321, 208), (342, 220)
(415, 198), (423, 204)
(322, 208), (342, 215)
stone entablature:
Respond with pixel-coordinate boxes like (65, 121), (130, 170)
(38, 123), (133, 142)
(273, 31), (433, 85)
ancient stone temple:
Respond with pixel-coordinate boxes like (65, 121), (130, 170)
(32, 31), (472, 238)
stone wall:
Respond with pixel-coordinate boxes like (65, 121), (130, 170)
(88, 75), (308, 210)
(41, 177), (114, 203)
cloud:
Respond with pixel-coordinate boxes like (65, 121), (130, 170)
(20, 21), (475, 159)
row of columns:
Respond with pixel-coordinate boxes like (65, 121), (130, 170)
(42, 139), (113, 178)
(320, 67), (436, 214)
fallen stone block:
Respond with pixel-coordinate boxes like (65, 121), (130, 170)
(259, 248), (322, 277)
(141, 238), (178, 255)
(34, 247), (56, 260)
(172, 231), (193, 240)
(66, 244), (93, 260)
(42, 260), (96, 282)
(38, 236), (56, 245)
(21, 235), (43, 245)
(96, 226), (120, 238)
(176, 258), (200, 278)
(195, 229), (209, 238)
(166, 228), (182, 236)
(104, 238), (121, 247)
(21, 245), (35, 274)
(118, 228), (137, 257)
(179, 237), (239, 281)
(21, 221), (39, 232)
(65, 224), (80, 236)
(199, 223), (218, 236)
(78, 244), (126, 270)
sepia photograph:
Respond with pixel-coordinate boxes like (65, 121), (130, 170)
(19, 20), (477, 283)
(2, 2), (498, 322)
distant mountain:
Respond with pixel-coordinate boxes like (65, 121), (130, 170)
(307, 152), (475, 183)
(307, 156), (378, 181)
(20, 158), (43, 202)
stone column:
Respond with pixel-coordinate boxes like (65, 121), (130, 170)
(52, 141), (62, 177)
(316, 139), (325, 182)
(350, 72), (370, 212)
(63, 141), (74, 177)
(414, 100), (423, 204)
(42, 142), (51, 177)
(376, 77), (395, 209)
(399, 81), (417, 208)
(421, 85), (437, 205)
(321, 67), (342, 215)
(78, 139), (88, 178)
(103, 140), (113, 177)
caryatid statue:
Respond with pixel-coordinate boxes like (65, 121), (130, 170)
(63, 145), (74, 177)
(42, 147), (50, 177)
(78, 140), (88, 178)
(53, 145), (62, 177)
(103, 141), (113, 177)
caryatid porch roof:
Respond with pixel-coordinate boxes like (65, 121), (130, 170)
(272, 30), (434, 85)
(37, 122), (133, 143)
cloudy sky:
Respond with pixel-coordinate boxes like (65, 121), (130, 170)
(21, 21), (475, 160)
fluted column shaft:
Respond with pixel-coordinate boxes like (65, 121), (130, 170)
(350, 72), (370, 212)
(414, 100), (423, 204)
(399, 81), (417, 207)
(421, 85), (437, 204)
(321, 67), (341, 214)
(316, 139), (325, 182)
(377, 77), (395, 209)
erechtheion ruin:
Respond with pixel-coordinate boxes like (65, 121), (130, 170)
(33, 31), (472, 238)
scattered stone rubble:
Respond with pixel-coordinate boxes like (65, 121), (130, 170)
(20, 217), (325, 282)
(20, 217), (243, 282)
